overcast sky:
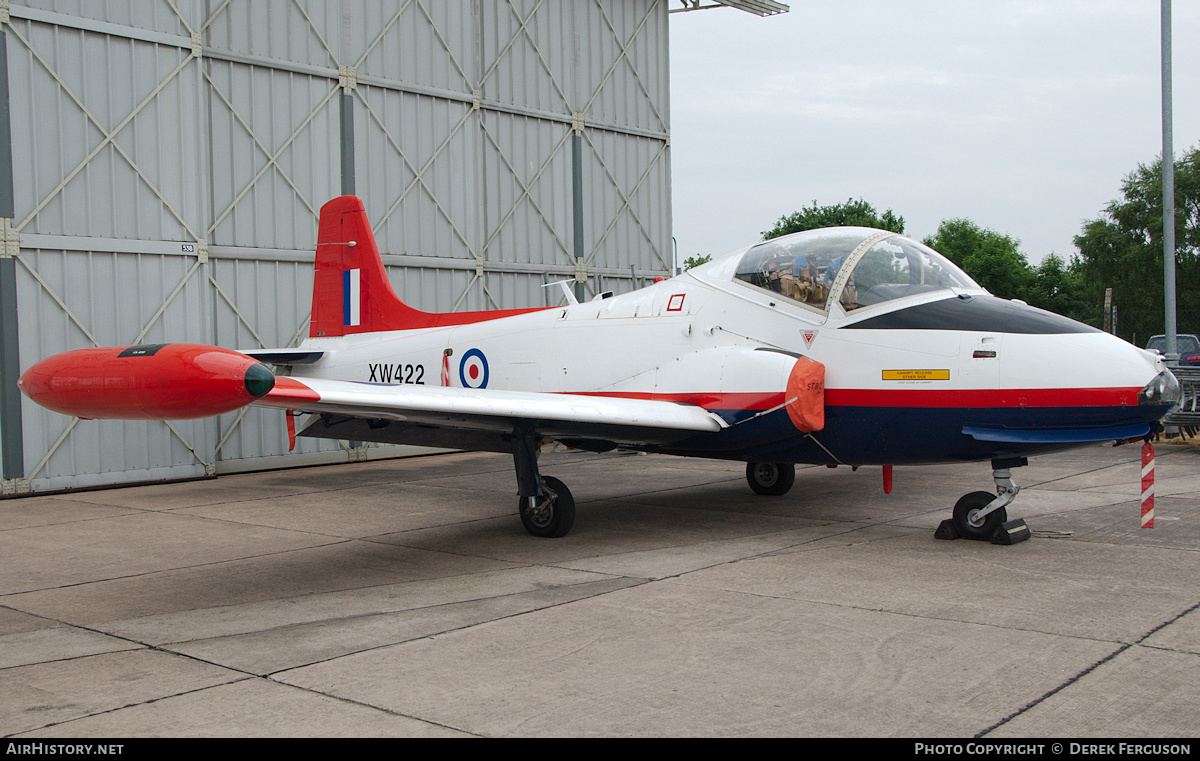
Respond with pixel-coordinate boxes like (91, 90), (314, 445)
(668, 1), (1200, 267)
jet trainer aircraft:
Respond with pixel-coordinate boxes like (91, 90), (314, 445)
(19, 196), (1181, 539)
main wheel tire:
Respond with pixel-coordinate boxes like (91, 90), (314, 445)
(519, 476), (575, 538)
(952, 491), (1007, 541)
(746, 461), (796, 496)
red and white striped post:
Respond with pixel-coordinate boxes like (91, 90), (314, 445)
(1141, 441), (1155, 528)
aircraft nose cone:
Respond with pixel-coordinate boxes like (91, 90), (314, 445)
(1139, 369), (1182, 409)
(16, 364), (47, 403)
(244, 362), (276, 398)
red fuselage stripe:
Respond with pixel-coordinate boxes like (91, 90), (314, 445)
(826, 387), (1139, 408)
(566, 387), (1140, 410)
(564, 391), (785, 410)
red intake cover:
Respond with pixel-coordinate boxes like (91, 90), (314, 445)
(786, 356), (825, 432)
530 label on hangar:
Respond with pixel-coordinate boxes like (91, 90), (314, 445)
(367, 363), (424, 384)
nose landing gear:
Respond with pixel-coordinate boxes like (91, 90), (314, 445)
(951, 457), (1025, 541)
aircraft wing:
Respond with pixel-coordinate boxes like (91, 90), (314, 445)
(256, 376), (728, 453)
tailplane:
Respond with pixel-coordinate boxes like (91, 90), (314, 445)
(310, 196), (544, 337)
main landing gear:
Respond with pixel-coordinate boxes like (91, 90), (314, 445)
(746, 462), (796, 496)
(951, 457), (1025, 541)
(519, 476), (575, 538)
(512, 424), (576, 538)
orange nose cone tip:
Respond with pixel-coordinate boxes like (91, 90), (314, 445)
(17, 354), (74, 409)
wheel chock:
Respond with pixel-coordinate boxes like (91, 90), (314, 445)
(990, 518), (1031, 545)
(934, 519), (960, 540)
(936, 518), (1031, 544)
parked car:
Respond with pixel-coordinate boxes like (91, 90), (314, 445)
(1146, 334), (1200, 367)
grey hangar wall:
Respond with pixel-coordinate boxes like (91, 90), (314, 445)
(0, 0), (672, 493)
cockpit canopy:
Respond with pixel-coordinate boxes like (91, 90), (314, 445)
(733, 228), (980, 314)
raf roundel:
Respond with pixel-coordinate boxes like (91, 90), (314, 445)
(458, 348), (489, 389)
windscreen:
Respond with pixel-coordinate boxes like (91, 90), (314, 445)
(843, 236), (978, 311)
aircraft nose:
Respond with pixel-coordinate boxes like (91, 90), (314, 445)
(1139, 369), (1182, 409)
(995, 316), (1179, 432)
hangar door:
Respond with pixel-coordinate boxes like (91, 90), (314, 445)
(0, 1), (671, 493)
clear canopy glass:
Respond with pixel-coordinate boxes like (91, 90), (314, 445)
(733, 229), (979, 314)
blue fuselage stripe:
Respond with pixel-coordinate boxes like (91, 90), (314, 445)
(662, 404), (1171, 466)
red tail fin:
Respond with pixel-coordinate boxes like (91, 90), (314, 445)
(309, 196), (546, 337)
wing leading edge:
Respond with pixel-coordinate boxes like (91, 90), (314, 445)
(255, 376), (728, 453)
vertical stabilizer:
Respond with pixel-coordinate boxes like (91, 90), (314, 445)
(311, 196), (403, 337)
(309, 196), (547, 337)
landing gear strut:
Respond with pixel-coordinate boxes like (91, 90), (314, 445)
(952, 458), (1024, 540)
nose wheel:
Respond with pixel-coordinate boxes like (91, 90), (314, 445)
(951, 459), (1023, 540)
(952, 491), (1008, 540)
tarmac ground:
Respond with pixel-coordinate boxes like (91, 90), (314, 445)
(2, 442), (1199, 738)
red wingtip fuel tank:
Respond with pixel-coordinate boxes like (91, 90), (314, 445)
(18, 344), (275, 420)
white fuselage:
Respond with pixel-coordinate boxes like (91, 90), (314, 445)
(290, 251), (1167, 467)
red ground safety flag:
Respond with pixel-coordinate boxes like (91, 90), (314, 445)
(286, 411), (297, 452)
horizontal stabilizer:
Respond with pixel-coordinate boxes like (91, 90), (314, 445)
(242, 349), (325, 365)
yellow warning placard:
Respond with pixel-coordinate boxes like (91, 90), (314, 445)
(882, 369), (950, 381)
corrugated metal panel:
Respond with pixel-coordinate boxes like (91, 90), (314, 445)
(204, 58), (339, 250)
(565, 0), (668, 133)
(16, 247), (212, 489)
(356, 1), (476, 95)
(208, 254), (332, 463)
(5, 0), (671, 493)
(18, 0), (195, 38)
(8, 16), (202, 241)
(385, 262), (477, 314)
(204, 0), (342, 72)
(479, 111), (574, 267)
(584, 128), (672, 272)
(479, 1), (572, 116)
(358, 85), (482, 265)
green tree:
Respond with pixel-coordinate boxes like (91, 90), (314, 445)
(763, 198), (905, 240)
(1074, 146), (1200, 343)
(682, 254), (711, 270)
(922, 218), (1034, 300)
(1026, 252), (1094, 323)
